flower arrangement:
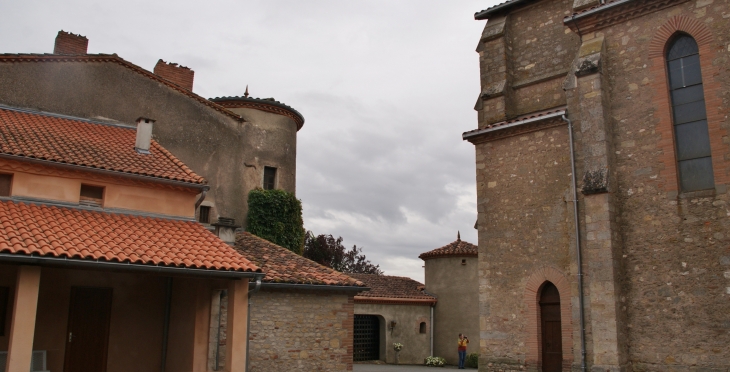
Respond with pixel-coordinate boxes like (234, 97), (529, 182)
(393, 342), (404, 352)
(425, 356), (446, 367)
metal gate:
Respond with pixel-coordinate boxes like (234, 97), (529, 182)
(354, 315), (380, 361)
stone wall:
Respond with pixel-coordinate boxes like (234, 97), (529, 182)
(470, 0), (730, 371)
(248, 289), (354, 371)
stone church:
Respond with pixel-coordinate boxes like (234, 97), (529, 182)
(464, 0), (729, 371)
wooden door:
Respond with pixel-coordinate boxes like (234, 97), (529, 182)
(540, 282), (562, 372)
(64, 287), (113, 372)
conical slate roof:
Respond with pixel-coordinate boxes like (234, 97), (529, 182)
(418, 232), (478, 260)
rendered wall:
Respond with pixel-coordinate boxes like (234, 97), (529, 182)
(354, 303), (431, 365)
(0, 60), (295, 227)
(0, 264), (237, 372)
(248, 289), (354, 371)
(424, 256), (479, 365)
(0, 158), (197, 218)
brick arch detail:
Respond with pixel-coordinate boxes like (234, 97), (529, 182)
(523, 266), (574, 370)
(648, 16), (728, 192)
(648, 16), (713, 58)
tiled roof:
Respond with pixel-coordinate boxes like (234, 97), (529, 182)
(0, 200), (260, 272)
(349, 274), (436, 301)
(0, 106), (206, 185)
(234, 232), (364, 286)
(419, 237), (478, 260)
(462, 106), (566, 139)
(566, 0), (622, 18)
(0, 54), (243, 122)
(210, 96), (305, 130)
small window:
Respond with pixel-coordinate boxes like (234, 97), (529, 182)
(198, 205), (211, 224)
(419, 322), (427, 334)
(0, 174), (12, 197)
(79, 184), (104, 207)
(461, 259), (467, 265)
(0, 286), (8, 336)
(263, 167), (277, 190)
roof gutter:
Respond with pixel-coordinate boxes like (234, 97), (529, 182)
(354, 296), (438, 305)
(251, 282), (370, 293)
(0, 153), (209, 191)
(462, 110), (566, 141)
(475, 0), (529, 20)
(0, 253), (262, 279)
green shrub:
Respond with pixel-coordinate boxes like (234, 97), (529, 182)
(466, 353), (479, 368)
(424, 356), (445, 367)
(246, 189), (305, 254)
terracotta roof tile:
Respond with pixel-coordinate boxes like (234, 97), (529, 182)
(234, 232), (364, 286)
(418, 238), (477, 260)
(349, 274), (435, 300)
(0, 106), (206, 185)
(0, 200), (260, 272)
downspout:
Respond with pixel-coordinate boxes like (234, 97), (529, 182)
(562, 113), (587, 372)
(246, 277), (262, 372)
(195, 189), (207, 210)
(160, 277), (173, 372)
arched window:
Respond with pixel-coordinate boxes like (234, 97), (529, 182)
(666, 34), (714, 192)
(419, 322), (427, 334)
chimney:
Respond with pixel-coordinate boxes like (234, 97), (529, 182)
(154, 59), (194, 91)
(135, 117), (155, 154)
(54, 30), (88, 54)
(212, 217), (240, 245)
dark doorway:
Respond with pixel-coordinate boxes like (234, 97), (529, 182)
(353, 315), (380, 361)
(540, 282), (562, 372)
(64, 287), (113, 372)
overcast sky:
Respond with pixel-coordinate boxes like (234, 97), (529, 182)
(1, 0), (501, 282)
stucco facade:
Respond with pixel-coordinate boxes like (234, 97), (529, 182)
(0, 31), (303, 228)
(465, 0), (730, 371)
(354, 303), (432, 365)
(424, 256), (479, 365)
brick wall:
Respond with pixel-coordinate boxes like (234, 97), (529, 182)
(248, 289), (354, 371)
(153, 59), (194, 91)
(53, 31), (88, 54)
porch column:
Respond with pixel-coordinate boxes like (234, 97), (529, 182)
(6, 265), (41, 372)
(225, 279), (249, 372)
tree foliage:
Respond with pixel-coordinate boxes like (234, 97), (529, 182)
(303, 231), (383, 274)
(246, 189), (305, 254)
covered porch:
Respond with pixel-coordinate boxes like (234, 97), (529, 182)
(1, 262), (255, 372)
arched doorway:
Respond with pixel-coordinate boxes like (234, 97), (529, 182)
(540, 282), (562, 371)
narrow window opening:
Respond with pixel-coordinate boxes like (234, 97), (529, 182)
(263, 166), (277, 190)
(419, 322), (427, 334)
(461, 259), (467, 265)
(79, 184), (104, 207)
(666, 34), (714, 192)
(0, 286), (8, 336)
(0, 174), (12, 197)
(198, 206), (211, 224)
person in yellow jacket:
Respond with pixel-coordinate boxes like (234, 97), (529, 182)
(458, 333), (469, 369)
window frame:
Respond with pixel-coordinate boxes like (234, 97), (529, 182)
(263, 166), (277, 190)
(665, 34), (714, 193)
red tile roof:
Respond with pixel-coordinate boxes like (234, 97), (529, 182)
(0, 200), (260, 272)
(349, 274), (436, 302)
(0, 54), (243, 122)
(0, 106), (206, 185)
(419, 237), (478, 260)
(234, 233), (364, 286)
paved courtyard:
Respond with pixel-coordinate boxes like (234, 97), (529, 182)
(353, 363), (466, 371)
